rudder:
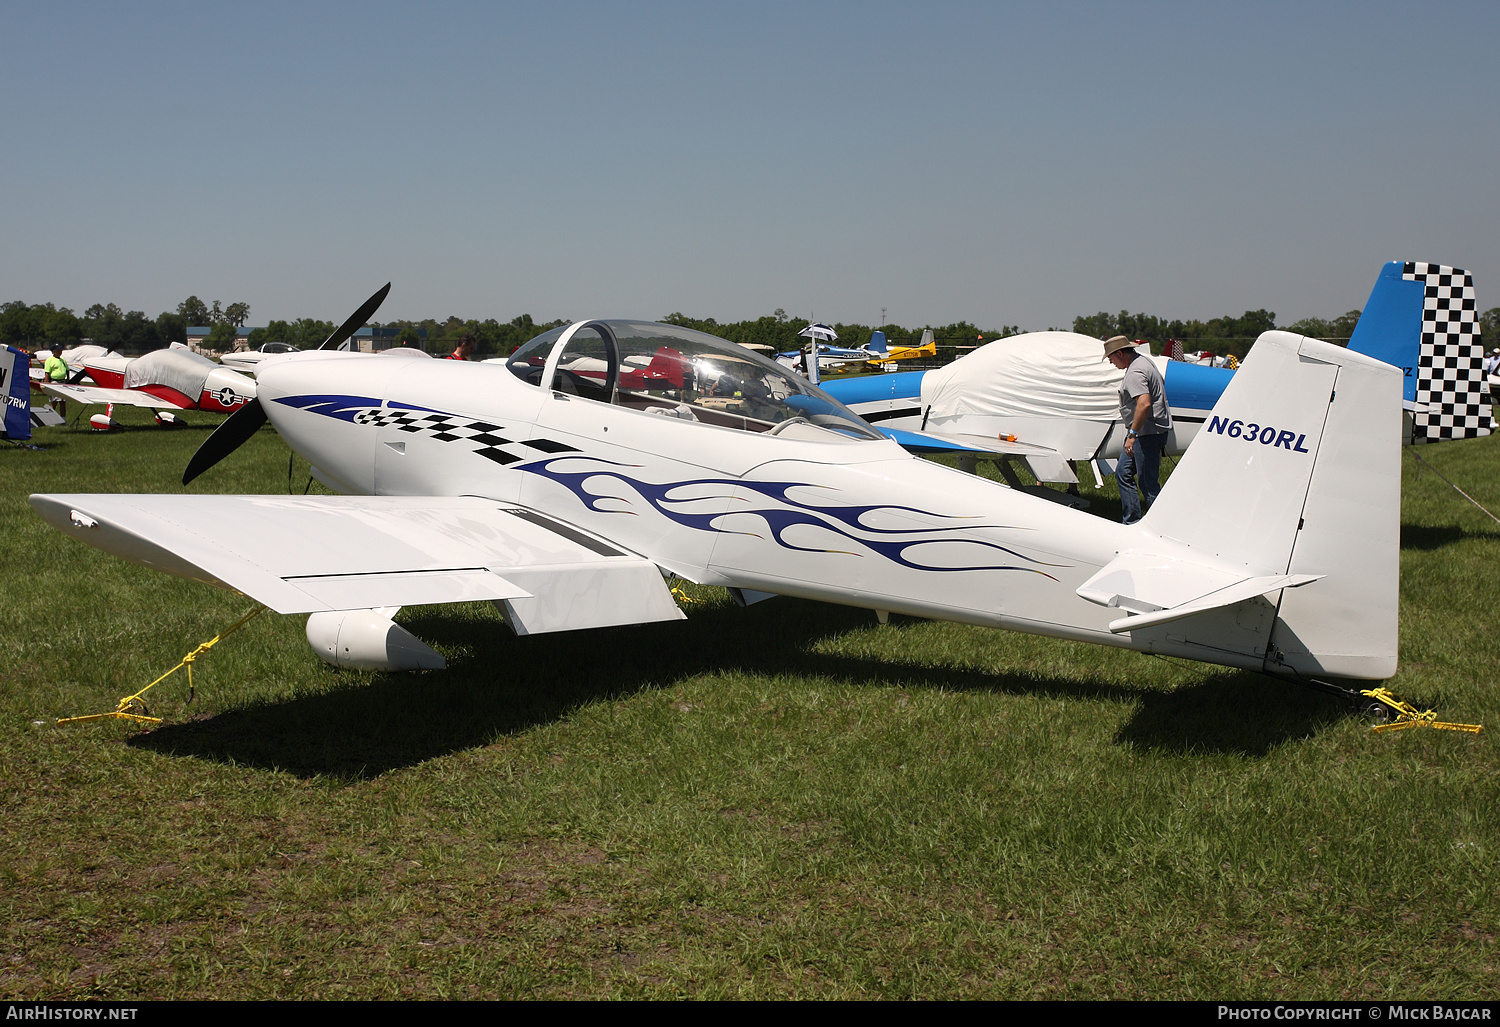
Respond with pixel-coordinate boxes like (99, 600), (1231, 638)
(1347, 260), (1490, 443)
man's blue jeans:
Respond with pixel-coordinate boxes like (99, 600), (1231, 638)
(1118, 431), (1166, 525)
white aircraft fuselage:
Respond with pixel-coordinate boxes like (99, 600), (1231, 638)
(241, 318), (1400, 683)
(264, 351), (1129, 638)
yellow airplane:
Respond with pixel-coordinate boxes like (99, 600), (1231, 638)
(866, 328), (937, 369)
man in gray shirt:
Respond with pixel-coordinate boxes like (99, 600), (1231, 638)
(1103, 336), (1172, 524)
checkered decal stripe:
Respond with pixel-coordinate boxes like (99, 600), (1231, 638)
(351, 407), (579, 464)
(1405, 261), (1491, 443)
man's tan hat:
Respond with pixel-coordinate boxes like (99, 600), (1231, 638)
(1102, 335), (1136, 360)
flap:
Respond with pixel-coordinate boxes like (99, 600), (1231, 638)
(30, 494), (683, 626)
(878, 426), (1058, 457)
(1023, 453), (1078, 484)
(286, 568), (527, 610)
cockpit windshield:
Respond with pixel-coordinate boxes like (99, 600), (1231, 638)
(505, 320), (881, 439)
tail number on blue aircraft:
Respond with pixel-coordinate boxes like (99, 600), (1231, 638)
(1206, 416), (1310, 452)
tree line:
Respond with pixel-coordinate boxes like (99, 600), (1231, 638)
(659, 309), (1025, 354)
(0, 295), (251, 353)
(367, 314), (570, 357)
(4, 294), (1499, 360)
(1072, 309), (1362, 359)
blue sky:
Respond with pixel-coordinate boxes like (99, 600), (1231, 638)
(2, 1), (1496, 330)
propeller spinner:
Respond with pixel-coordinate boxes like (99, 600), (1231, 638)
(182, 283), (391, 485)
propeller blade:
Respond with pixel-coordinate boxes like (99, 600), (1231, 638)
(183, 285), (387, 483)
(182, 398), (268, 485)
(319, 282), (391, 350)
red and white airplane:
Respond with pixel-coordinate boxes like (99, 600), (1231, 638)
(40, 344), (257, 428)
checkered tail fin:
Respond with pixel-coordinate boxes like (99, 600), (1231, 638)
(1346, 260), (1491, 444)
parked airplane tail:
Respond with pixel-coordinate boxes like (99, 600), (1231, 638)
(2, 345), (32, 441)
(867, 331), (888, 354)
(1346, 260), (1491, 443)
(1139, 331), (1402, 679)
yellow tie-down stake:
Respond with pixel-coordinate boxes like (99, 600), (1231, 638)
(58, 605), (266, 727)
(1361, 687), (1484, 735)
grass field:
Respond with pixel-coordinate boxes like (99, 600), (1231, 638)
(1, 407), (1497, 999)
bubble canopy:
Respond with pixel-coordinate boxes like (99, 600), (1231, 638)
(504, 320), (882, 439)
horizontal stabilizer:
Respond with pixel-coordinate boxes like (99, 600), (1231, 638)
(31, 404), (65, 427)
(1104, 573), (1320, 633)
(1076, 550), (1321, 633)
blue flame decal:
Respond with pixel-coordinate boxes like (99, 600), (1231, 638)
(274, 394), (384, 421)
(518, 456), (1064, 577)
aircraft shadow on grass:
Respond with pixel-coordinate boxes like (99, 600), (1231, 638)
(1400, 522), (1500, 550)
(130, 597), (1346, 778)
(35, 422), (221, 443)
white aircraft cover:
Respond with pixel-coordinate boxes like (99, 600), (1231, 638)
(920, 332), (1128, 421)
(29, 494), (687, 632)
(122, 348), (218, 398)
(60, 345), (120, 365)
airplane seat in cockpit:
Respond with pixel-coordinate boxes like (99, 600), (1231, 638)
(554, 370), (581, 395)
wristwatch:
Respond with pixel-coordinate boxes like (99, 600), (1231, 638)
(1126, 429), (1138, 437)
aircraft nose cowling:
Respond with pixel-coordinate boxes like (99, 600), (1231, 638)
(200, 366), (258, 412)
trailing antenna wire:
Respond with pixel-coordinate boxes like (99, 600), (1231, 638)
(1407, 448), (1500, 527)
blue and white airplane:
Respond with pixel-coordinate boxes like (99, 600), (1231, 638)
(33, 284), (1405, 697)
(823, 261), (1490, 484)
(776, 325), (935, 377)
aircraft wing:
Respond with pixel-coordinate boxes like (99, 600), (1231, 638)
(40, 383), (188, 410)
(29, 494), (685, 634)
(876, 426), (1058, 458)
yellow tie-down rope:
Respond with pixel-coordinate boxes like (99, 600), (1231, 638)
(1361, 687), (1484, 735)
(667, 575), (706, 606)
(58, 604), (266, 727)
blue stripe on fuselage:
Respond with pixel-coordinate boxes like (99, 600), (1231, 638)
(820, 370), (927, 406)
(1163, 361), (1234, 412)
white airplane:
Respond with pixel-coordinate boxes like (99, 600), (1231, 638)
(1342, 261), (1493, 443)
(40, 343), (258, 429)
(3, 344), (40, 439)
(32, 287), (1404, 711)
(824, 332), (1221, 490)
(823, 260), (1491, 485)
(219, 341), (302, 374)
(29, 344), (123, 383)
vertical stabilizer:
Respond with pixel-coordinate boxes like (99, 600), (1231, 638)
(1347, 261), (1490, 443)
(1145, 331), (1402, 679)
(867, 330), (888, 354)
(2, 346), (31, 441)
